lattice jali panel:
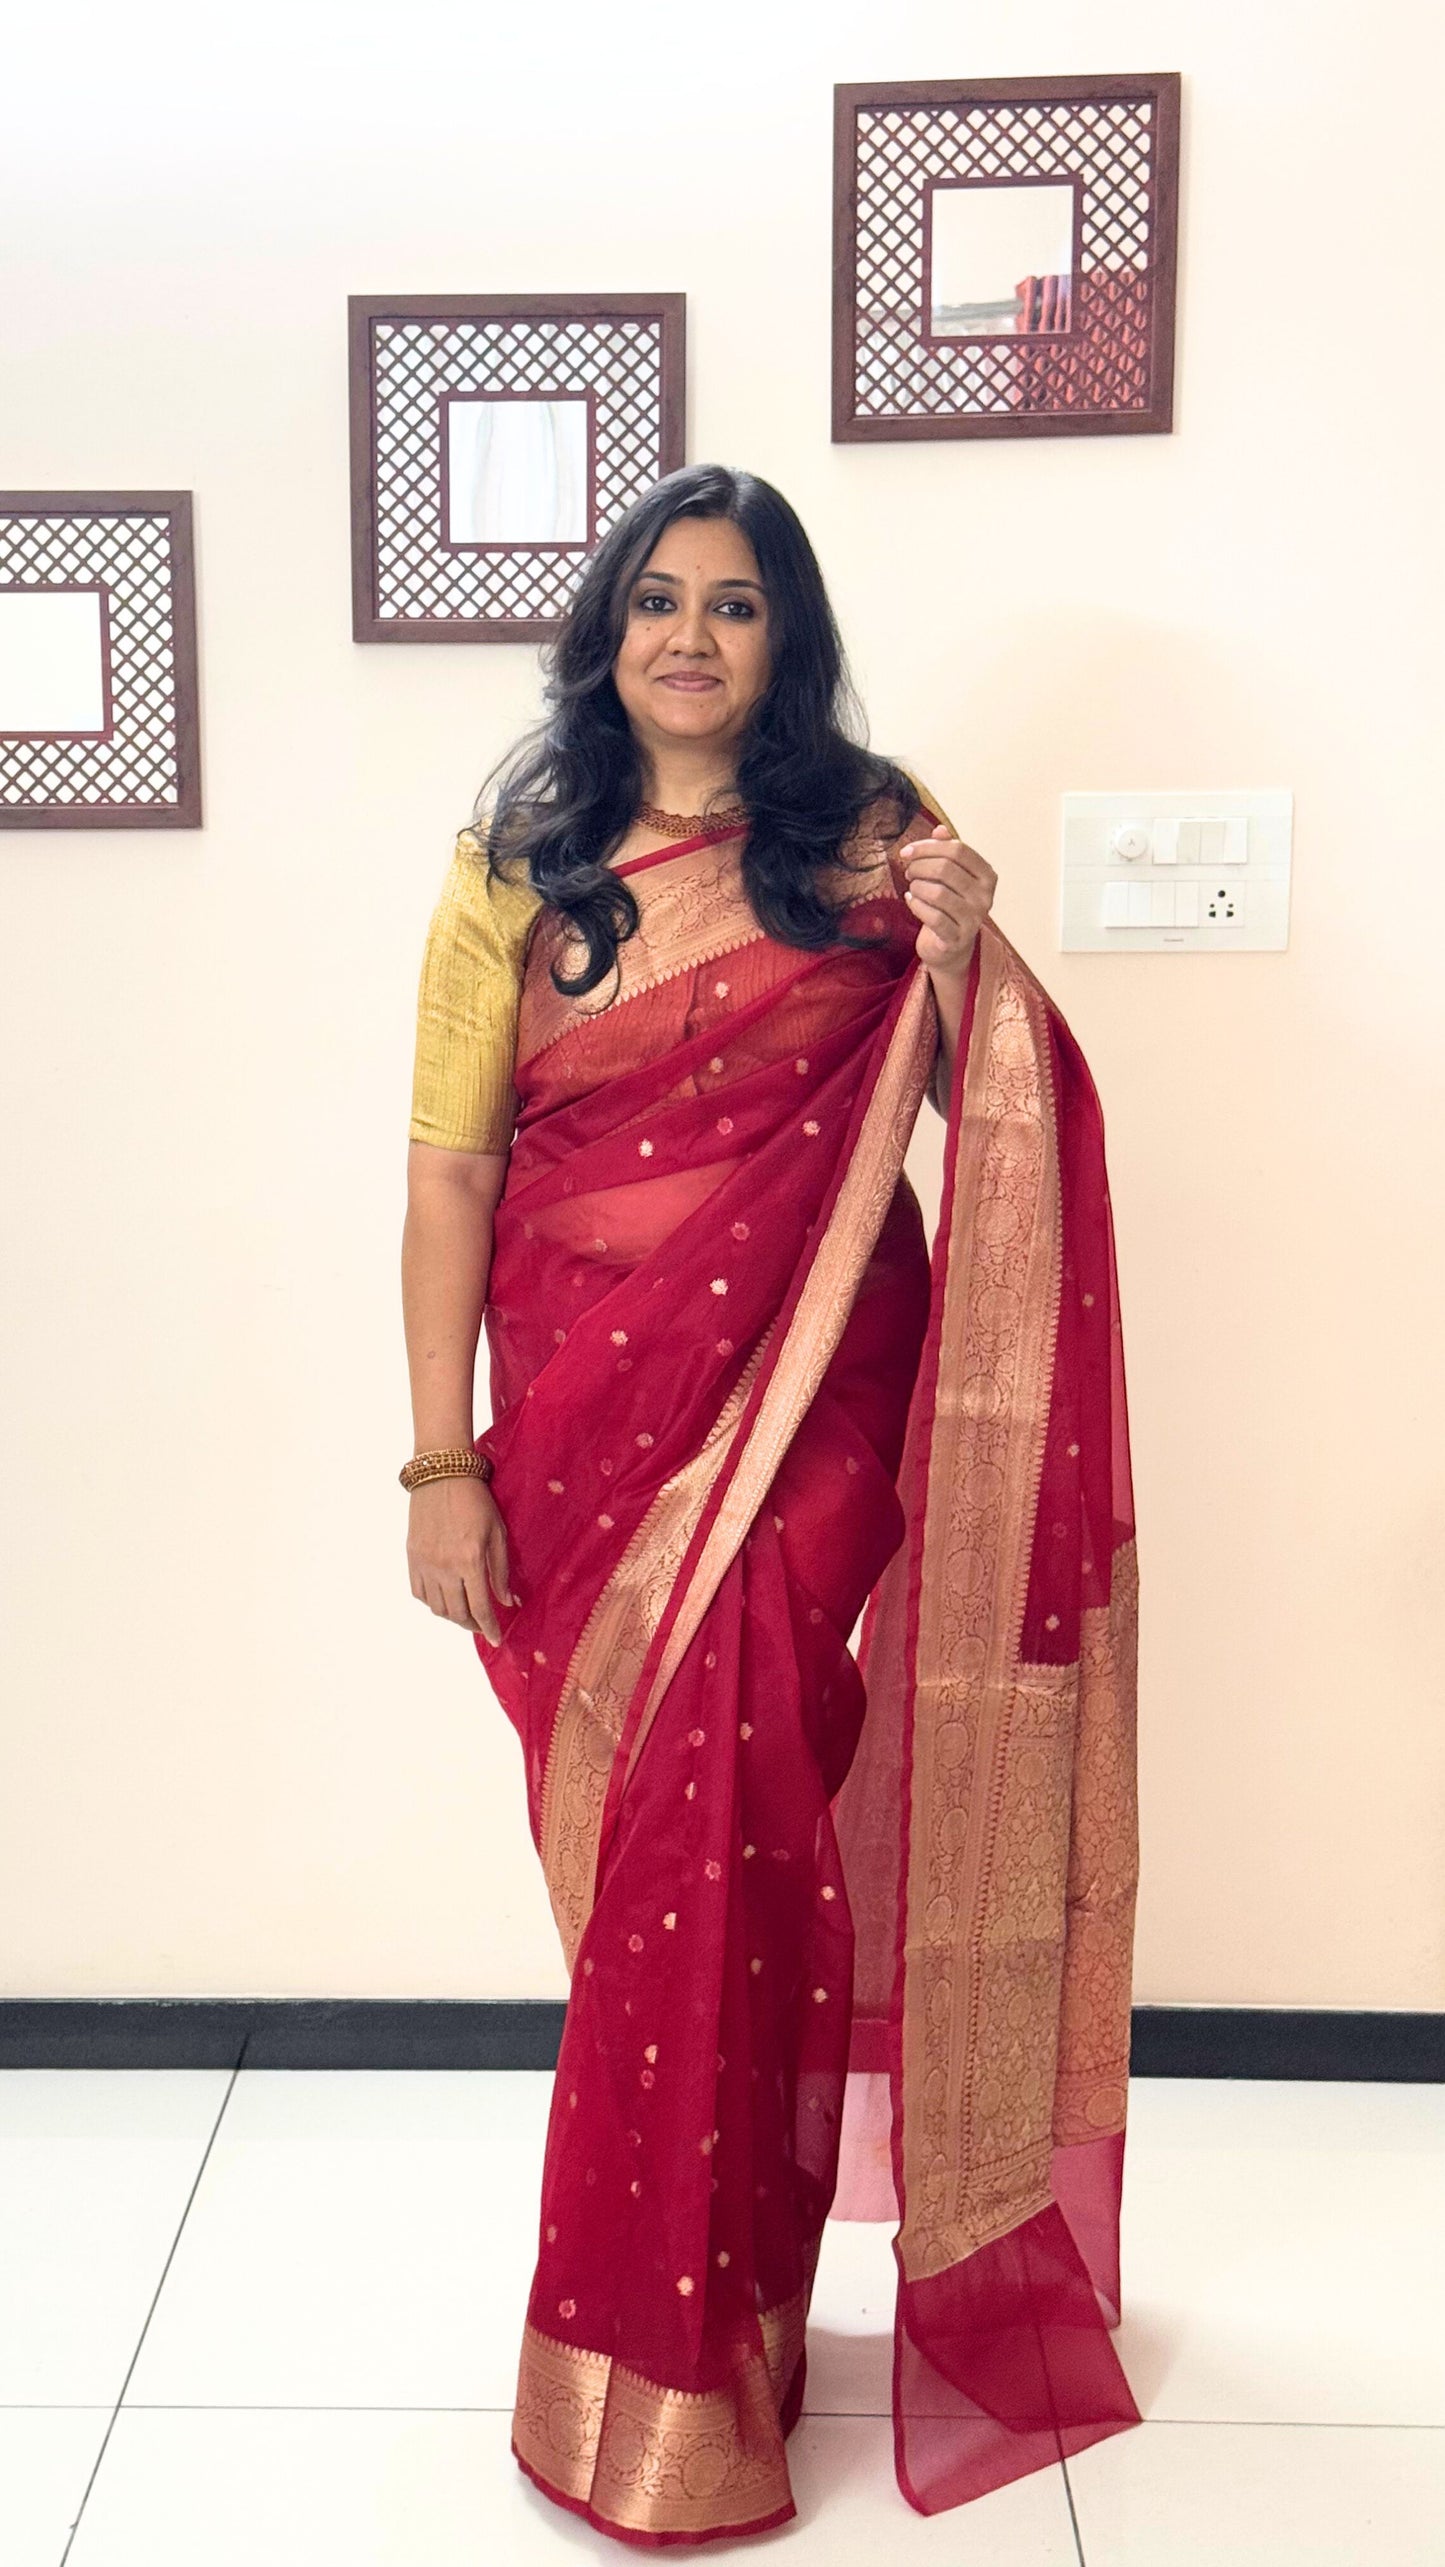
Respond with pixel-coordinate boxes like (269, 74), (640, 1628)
(835, 79), (1178, 439)
(0, 500), (198, 825)
(353, 300), (684, 639)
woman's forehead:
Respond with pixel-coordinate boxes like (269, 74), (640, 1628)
(638, 519), (762, 583)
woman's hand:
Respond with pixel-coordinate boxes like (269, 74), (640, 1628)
(900, 821), (997, 981)
(407, 1475), (514, 1642)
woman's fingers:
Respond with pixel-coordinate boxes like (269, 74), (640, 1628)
(904, 876), (970, 927)
(407, 1480), (514, 1638)
(460, 1565), (498, 1642)
(903, 845), (995, 891)
(486, 1517), (515, 1612)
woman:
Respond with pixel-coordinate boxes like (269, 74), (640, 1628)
(401, 464), (1140, 2546)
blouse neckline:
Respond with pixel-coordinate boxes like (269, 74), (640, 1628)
(610, 824), (748, 881)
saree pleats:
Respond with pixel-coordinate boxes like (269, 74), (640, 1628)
(473, 811), (1141, 2543)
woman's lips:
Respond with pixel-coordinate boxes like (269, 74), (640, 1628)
(659, 673), (722, 690)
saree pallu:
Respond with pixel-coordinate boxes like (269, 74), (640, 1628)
(473, 804), (1141, 2545)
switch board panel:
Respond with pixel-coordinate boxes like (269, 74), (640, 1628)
(1059, 789), (1292, 952)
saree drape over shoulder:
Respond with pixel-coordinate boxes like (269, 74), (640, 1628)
(467, 793), (1141, 2546)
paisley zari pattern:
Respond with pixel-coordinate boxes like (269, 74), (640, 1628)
(468, 794), (1141, 2543)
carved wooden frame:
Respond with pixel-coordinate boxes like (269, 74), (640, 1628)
(349, 293), (686, 643)
(0, 491), (201, 830)
(833, 73), (1181, 441)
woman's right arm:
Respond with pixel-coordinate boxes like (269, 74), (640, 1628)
(401, 1140), (513, 1641)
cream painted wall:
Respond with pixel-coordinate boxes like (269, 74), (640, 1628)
(2, 0), (1441, 2008)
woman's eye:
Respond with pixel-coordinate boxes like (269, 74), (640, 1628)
(635, 591), (673, 613)
(718, 599), (756, 618)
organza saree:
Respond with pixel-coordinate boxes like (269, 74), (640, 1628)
(473, 795), (1140, 2544)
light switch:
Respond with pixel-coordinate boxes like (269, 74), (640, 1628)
(1061, 790), (1293, 953)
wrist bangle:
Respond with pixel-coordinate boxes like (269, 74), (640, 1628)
(399, 1447), (493, 1492)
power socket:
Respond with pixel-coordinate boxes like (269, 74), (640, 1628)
(1205, 883), (1244, 924)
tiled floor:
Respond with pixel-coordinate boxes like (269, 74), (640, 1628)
(1, 2069), (1440, 2563)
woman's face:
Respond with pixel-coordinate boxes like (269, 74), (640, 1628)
(612, 515), (771, 768)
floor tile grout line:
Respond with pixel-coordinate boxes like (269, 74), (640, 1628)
(1060, 2452), (1087, 2567)
(10, 2404), (1445, 2425)
(57, 2040), (250, 2565)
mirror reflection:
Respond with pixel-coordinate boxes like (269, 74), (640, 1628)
(446, 397), (589, 545)
(929, 182), (1076, 335)
(0, 588), (106, 733)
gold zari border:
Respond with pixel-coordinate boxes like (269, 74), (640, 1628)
(513, 2276), (810, 2538)
(900, 934), (1070, 2281)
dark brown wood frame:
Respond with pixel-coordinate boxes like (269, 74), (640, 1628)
(832, 73), (1181, 442)
(0, 492), (200, 829)
(348, 294), (686, 644)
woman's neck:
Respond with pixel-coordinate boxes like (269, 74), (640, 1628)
(640, 751), (741, 816)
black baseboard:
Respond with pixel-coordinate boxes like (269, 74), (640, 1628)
(0, 1999), (1440, 2080)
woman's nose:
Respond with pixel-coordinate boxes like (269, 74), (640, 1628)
(668, 601), (715, 653)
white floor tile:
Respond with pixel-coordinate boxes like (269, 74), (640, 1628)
(805, 2217), (895, 2414)
(1067, 2420), (1445, 2566)
(0, 2410), (112, 2567)
(0, 2072), (232, 2403)
(64, 2406), (1076, 2565)
(1116, 2079), (1445, 2424)
(786, 2418), (1079, 2558)
(125, 2070), (550, 2411)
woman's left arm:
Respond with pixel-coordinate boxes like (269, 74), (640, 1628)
(899, 820), (998, 1114)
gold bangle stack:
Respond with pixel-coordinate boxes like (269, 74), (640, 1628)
(399, 1447), (493, 1492)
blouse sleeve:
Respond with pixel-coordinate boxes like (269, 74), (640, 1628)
(408, 829), (543, 1155)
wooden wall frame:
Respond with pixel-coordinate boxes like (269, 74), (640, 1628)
(0, 492), (201, 829)
(833, 73), (1181, 441)
(349, 293), (686, 643)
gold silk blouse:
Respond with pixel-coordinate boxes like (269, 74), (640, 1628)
(408, 829), (543, 1155)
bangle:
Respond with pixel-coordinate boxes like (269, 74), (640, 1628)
(399, 1446), (493, 1492)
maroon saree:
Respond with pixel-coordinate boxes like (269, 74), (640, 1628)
(472, 791), (1140, 2544)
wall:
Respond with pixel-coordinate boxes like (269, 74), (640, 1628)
(2, 0), (1441, 2008)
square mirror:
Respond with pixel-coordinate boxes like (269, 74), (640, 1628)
(0, 586), (109, 735)
(0, 493), (200, 828)
(834, 73), (1180, 440)
(349, 295), (685, 642)
(443, 395), (590, 547)
(928, 181), (1077, 337)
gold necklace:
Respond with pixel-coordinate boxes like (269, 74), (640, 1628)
(636, 798), (749, 838)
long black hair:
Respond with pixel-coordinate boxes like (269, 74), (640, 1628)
(473, 462), (912, 997)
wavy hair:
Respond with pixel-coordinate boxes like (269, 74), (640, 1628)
(473, 463), (912, 997)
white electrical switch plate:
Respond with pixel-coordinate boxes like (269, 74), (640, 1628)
(1060, 789), (1292, 952)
